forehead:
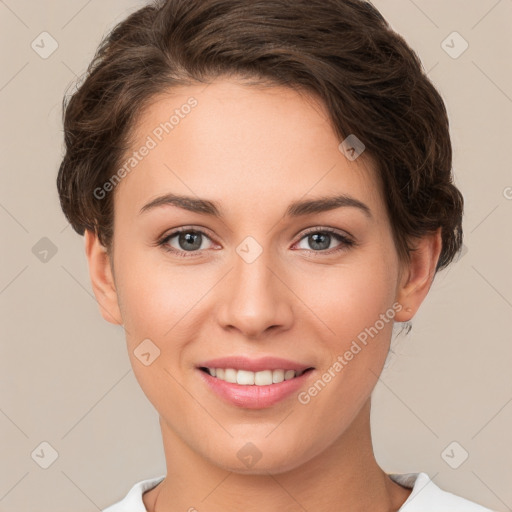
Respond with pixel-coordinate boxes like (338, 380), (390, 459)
(113, 79), (384, 218)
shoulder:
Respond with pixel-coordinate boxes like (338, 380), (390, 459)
(102, 475), (165, 512)
(390, 472), (495, 512)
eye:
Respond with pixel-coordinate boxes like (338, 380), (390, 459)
(158, 228), (215, 258)
(294, 228), (355, 254)
(157, 226), (356, 259)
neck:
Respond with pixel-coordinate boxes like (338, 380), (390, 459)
(144, 399), (411, 512)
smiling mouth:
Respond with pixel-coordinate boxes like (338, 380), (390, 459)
(198, 367), (314, 386)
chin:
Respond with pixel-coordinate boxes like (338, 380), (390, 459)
(205, 438), (315, 476)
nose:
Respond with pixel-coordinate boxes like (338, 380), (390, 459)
(216, 244), (294, 339)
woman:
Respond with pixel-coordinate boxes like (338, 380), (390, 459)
(57, 0), (493, 510)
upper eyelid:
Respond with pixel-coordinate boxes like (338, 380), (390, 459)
(299, 226), (353, 239)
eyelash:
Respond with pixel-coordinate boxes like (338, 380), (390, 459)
(157, 226), (356, 259)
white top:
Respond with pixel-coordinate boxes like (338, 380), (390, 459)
(102, 472), (494, 511)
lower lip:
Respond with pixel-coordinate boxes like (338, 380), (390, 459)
(197, 369), (314, 409)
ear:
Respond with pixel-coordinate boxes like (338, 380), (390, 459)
(84, 229), (123, 325)
(394, 228), (443, 322)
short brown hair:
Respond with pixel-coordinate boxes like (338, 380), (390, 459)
(57, 0), (463, 271)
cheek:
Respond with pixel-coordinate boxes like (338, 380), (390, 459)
(297, 255), (398, 343)
(292, 256), (399, 433)
(112, 249), (203, 405)
(294, 247), (400, 415)
(113, 246), (214, 342)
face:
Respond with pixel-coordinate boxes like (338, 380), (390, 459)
(96, 79), (413, 474)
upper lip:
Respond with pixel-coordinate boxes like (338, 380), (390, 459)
(197, 356), (314, 373)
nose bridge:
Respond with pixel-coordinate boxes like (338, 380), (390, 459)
(217, 235), (292, 336)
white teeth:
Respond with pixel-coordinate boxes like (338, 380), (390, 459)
(255, 370), (272, 385)
(284, 369), (296, 380)
(272, 369), (284, 383)
(206, 367), (305, 386)
(224, 368), (237, 383)
(237, 370), (255, 385)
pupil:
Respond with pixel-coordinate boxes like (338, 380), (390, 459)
(310, 233), (329, 250)
(180, 232), (201, 251)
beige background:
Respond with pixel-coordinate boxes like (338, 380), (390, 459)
(0, 0), (511, 510)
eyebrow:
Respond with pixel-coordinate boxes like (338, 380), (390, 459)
(139, 193), (372, 219)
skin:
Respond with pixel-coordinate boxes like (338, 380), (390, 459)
(84, 79), (442, 511)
